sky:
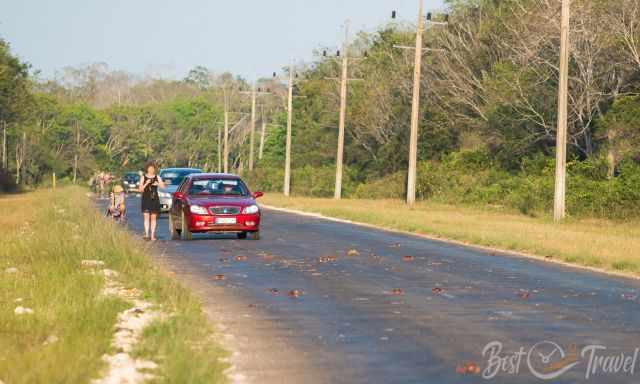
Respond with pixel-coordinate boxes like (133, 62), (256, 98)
(0, 0), (446, 81)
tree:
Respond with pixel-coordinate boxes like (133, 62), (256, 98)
(184, 66), (213, 90)
(0, 39), (32, 124)
(0, 38), (32, 188)
(597, 96), (640, 177)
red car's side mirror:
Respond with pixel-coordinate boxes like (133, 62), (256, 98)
(174, 192), (184, 199)
(253, 191), (264, 199)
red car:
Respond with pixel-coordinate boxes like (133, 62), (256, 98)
(168, 173), (263, 240)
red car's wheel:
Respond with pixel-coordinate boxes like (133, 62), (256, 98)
(180, 211), (192, 241)
(247, 231), (260, 240)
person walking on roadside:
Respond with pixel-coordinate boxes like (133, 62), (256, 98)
(139, 162), (165, 241)
(98, 171), (106, 196)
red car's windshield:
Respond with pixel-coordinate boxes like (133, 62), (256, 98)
(188, 178), (249, 197)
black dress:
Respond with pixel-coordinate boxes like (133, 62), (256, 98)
(141, 174), (161, 213)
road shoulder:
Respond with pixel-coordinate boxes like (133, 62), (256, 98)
(146, 246), (331, 384)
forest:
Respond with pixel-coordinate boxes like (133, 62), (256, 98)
(1, 0), (639, 218)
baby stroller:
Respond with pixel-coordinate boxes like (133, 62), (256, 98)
(106, 185), (127, 223)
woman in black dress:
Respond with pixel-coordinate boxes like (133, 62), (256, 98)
(138, 162), (165, 240)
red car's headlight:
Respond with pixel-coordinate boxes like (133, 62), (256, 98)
(242, 204), (259, 214)
(189, 205), (208, 215)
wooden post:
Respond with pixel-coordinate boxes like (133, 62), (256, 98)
(249, 84), (257, 171)
(52, 172), (56, 191)
(259, 105), (266, 160)
(334, 21), (350, 200)
(406, 0), (425, 206)
(554, 0), (570, 222)
(284, 61), (294, 196)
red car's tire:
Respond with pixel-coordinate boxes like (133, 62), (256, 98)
(247, 231), (260, 240)
(237, 232), (248, 239)
(180, 211), (192, 241)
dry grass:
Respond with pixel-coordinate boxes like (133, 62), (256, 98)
(0, 187), (226, 383)
(262, 194), (640, 275)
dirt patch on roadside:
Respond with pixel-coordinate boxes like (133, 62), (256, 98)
(82, 261), (164, 384)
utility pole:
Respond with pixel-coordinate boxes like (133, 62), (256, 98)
(21, 131), (26, 185)
(407, 0), (425, 206)
(15, 141), (20, 184)
(393, 2), (447, 206)
(222, 82), (237, 174)
(259, 105), (267, 160)
(324, 20), (365, 199)
(217, 123), (222, 173)
(335, 21), (350, 200)
(226, 113), (251, 173)
(240, 84), (271, 171)
(1, 120), (6, 169)
(277, 63), (306, 195)
(284, 60), (294, 196)
(224, 105), (229, 173)
(554, 0), (570, 222)
(73, 120), (80, 184)
(249, 85), (257, 171)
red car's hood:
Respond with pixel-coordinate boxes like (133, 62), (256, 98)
(187, 195), (256, 207)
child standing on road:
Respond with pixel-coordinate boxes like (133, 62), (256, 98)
(108, 185), (126, 221)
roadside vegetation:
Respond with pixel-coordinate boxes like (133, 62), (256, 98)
(248, 152), (640, 220)
(0, 187), (226, 383)
(262, 193), (640, 276)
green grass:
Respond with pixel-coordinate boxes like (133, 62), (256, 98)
(0, 187), (227, 383)
(262, 194), (640, 276)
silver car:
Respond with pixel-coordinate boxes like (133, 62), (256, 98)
(158, 168), (203, 212)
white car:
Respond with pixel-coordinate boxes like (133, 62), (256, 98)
(158, 168), (203, 212)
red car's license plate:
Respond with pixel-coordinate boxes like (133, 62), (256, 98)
(215, 217), (236, 225)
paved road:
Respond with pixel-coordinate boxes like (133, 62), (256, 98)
(107, 196), (640, 383)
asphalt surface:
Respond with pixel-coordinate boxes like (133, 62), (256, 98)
(103, 195), (640, 384)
